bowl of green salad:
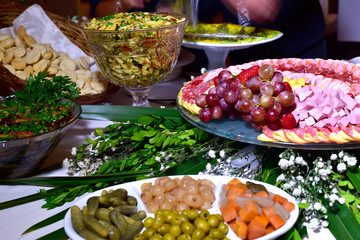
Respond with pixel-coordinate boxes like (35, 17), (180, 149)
(0, 72), (81, 179)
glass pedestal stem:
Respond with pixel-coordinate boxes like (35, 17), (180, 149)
(127, 87), (152, 107)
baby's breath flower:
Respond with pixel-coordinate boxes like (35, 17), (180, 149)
(208, 150), (216, 158)
(283, 183), (291, 189)
(347, 157), (357, 167)
(338, 197), (346, 204)
(314, 202), (322, 211)
(330, 154), (337, 160)
(219, 150), (225, 158)
(338, 151), (344, 158)
(71, 147), (77, 156)
(293, 188), (302, 197)
(155, 156), (161, 162)
(277, 173), (285, 182)
(318, 161), (324, 168)
(63, 158), (70, 168)
(278, 159), (289, 170)
(322, 221), (329, 227)
(90, 131), (96, 139)
(329, 194), (338, 203)
(337, 162), (347, 173)
(206, 163), (212, 171)
(296, 175), (304, 181)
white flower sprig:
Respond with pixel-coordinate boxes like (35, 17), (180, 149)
(276, 149), (360, 230)
(199, 146), (263, 179)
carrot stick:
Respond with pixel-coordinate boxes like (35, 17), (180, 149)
(238, 200), (259, 223)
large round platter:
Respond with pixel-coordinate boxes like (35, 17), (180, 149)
(177, 101), (360, 150)
(182, 32), (283, 50)
(64, 175), (299, 240)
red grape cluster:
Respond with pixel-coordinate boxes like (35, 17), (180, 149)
(195, 64), (297, 131)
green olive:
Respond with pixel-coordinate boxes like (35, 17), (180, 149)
(214, 214), (223, 222)
(164, 212), (177, 224)
(187, 210), (199, 221)
(149, 235), (163, 240)
(152, 219), (164, 232)
(177, 233), (191, 240)
(203, 236), (214, 240)
(157, 223), (171, 235)
(155, 209), (164, 218)
(169, 225), (182, 237)
(163, 233), (176, 240)
(181, 221), (194, 235)
(217, 222), (229, 235)
(209, 228), (224, 239)
(134, 233), (147, 240)
(181, 209), (190, 216)
(144, 217), (155, 229)
(199, 210), (210, 220)
(179, 213), (189, 223)
(192, 228), (206, 240)
(207, 215), (220, 228)
(195, 218), (210, 234)
(171, 216), (183, 226)
(142, 228), (156, 239)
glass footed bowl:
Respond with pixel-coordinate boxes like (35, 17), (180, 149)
(81, 13), (188, 106)
(0, 98), (81, 179)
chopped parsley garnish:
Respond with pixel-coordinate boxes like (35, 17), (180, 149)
(0, 72), (80, 140)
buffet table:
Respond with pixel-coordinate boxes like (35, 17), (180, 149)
(0, 117), (336, 240)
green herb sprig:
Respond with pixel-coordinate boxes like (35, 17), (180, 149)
(0, 72), (80, 140)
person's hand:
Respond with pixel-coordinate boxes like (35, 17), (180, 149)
(221, 0), (281, 25)
(95, 0), (151, 17)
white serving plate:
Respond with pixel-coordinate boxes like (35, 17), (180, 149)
(64, 175), (299, 240)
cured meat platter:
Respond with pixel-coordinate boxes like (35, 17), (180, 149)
(177, 58), (360, 150)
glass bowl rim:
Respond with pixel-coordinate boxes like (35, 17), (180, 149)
(80, 12), (189, 34)
(0, 96), (82, 144)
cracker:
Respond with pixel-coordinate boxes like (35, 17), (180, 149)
(0, 51), (3, 62)
(2, 50), (14, 64)
(33, 59), (50, 73)
(24, 65), (33, 78)
(14, 35), (25, 48)
(0, 34), (11, 42)
(48, 65), (59, 75)
(90, 80), (107, 91)
(24, 35), (37, 48)
(11, 57), (27, 70)
(15, 70), (27, 80)
(60, 58), (76, 72)
(4, 64), (16, 74)
(1, 38), (15, 49)
(25, 48), (41, 64)
(13, 46), (26, 58)
(43, 50), (53, 60)
(78, 56), (90, 70)
(18, 26), (27, 39)
(51, 58), (61, 66)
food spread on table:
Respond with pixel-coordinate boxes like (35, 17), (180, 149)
(178, 58), (360, 144)
(82, 12), (187, 88)
(69, 176), (297, 240)
(184, 23), (282, 44)
(0, 26), (108, 96)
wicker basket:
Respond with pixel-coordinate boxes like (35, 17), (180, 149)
(0, 1), (119, 105)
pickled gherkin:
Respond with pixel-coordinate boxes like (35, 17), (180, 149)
(70, 188), (146, 240)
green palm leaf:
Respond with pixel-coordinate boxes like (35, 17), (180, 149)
(0, 169), (151, 186)
(36, 227), (67, 240)
(80, 105), (183, 123)
(328, 202), (360, 240)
